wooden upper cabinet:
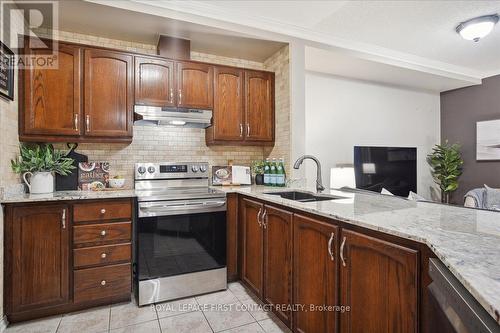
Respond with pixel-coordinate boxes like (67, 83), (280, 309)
(84, 49), (133, 137)
(22, 44), (81, 137)
(135, 56), (175, 107)
(7, 204), (70, 313)
(210, 66), (244, 141)
(263, 205), (292, 326)
(176, 61), (213, 109)
(245, 70), (274, 142)
(340, 229), (418, 333)
(293, 214), (338, 333)
(241, 198), (264, 298)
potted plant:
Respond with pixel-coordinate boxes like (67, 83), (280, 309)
(252, 160), (265, 185)
(427, 141), (464, 203)
(11, 144), (75, 194)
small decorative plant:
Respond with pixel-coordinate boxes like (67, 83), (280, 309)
(252, 160), (265, 175)
(427, 141), (464, 203)
(11, 144), (75, 175)
(252, 160), (265, 185)
(11, 144), (75, 194)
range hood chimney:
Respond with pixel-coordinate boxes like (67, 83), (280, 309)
(157, 35), (191, 60)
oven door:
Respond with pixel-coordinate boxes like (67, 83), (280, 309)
(137, 198), (227, 283)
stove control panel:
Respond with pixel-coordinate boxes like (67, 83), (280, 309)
(135, 162), (209, 180)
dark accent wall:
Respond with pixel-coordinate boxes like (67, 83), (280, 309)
(441, 75), (500, 203)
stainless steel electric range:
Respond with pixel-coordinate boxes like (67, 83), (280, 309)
(134, 162), (227, 306)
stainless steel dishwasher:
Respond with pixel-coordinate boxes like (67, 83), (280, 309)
(428, 258), (500, 333)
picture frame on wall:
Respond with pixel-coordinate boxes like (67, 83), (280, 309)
(476, 119), (500, 161)
(0, 41), (14, 101)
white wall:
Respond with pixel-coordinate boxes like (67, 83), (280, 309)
(305, 72), (440, 199)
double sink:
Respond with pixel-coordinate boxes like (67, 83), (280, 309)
(264, 190), (346, 203)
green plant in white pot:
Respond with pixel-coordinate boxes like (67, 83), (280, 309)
(11, 144), (75, 194)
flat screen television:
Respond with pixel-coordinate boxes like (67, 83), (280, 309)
(354, 146), (417, 197)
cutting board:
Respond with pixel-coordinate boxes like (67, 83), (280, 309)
(56, 144), (88, 191)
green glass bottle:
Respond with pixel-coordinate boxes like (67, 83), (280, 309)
(263, 158), (271, 186)
(277, 158), (286, 187)
(270, 158), (277, 187)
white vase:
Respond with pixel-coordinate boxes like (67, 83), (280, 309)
(22, 171), (55, 194)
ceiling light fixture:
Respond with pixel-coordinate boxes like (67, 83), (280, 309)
(456, 14), (499, 42)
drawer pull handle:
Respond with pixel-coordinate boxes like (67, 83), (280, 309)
(100, 230), (106, 236)
(101, 280), (106, 286)
(100, 208), (106, 214)
(101, 253), (107, 259)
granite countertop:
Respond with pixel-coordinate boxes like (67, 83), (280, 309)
(218, 185), (500, 324)
(2, 185), (499, 323)
(0, 189), (137, 203)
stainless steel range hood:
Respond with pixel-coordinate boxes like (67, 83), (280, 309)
(134, 105), (212, 128)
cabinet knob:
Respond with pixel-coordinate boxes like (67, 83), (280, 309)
(101, 280), (106, 286)
(101, 253), (107, 259)
(100, 230), (106, 236)
(100, 208), (106, 214)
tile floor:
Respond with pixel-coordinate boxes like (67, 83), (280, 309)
(5, 282), (291, 333)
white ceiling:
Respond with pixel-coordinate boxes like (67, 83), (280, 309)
(202, 0), (500, 77)
(50, 1), (286, 62)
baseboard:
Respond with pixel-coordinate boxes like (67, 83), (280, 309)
(0, 315), (8, 333)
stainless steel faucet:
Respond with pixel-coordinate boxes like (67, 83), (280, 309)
(293, 155), (325, 192)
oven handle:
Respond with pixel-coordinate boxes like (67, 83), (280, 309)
(139, 200), (226, 217)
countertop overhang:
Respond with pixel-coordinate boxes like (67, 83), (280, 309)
(2, 185), (499, 323)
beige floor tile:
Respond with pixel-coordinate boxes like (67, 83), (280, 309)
(159, 311), (212, 333)
(5, 315), (62, 333)
(110, 300), (158, 329)
(202, 302), (255, 332)
(109, 319), (161, 333)
(196, 289), (238, 306)
(239, 296), (271, 321)
(57, 306), (110, 333)
(228, 283), (254, 301)
(222, 322), (266, 333)
(258, 318), (291, 333)
(155, 297), (198, 319)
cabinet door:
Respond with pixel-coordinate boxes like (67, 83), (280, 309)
(244, 70), (274, 142)
(241, 198), (264, 297)
(84, 49), (133, 137)
(340, 229), (418, 333)
(263, 205), (292, 325)
(176, 61), (213, 109)
(135, 56), (175, 107)
(22, 44), (81, 136)
(293, 214), (338, 333)
(211, 66), (244, 141)
(8, 205), (70, 312)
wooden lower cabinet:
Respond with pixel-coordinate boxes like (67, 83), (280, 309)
(4, 199), (133, 322)
(263, 205), (292, 325)
(236, 196), (421, 333)
(241, 198), (264, 297)
(339, 229), (418, 333)
(293, 214), (338, 333)
(5, 204), (70, 314)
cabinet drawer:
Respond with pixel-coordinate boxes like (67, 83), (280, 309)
(74, 264), (131, 303)
(73, 200), (131, 222)
(73, 222), (131, 245)
(74, 243), (131, 268)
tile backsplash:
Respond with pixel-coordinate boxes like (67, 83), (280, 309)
(55, 126), (266, 188)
